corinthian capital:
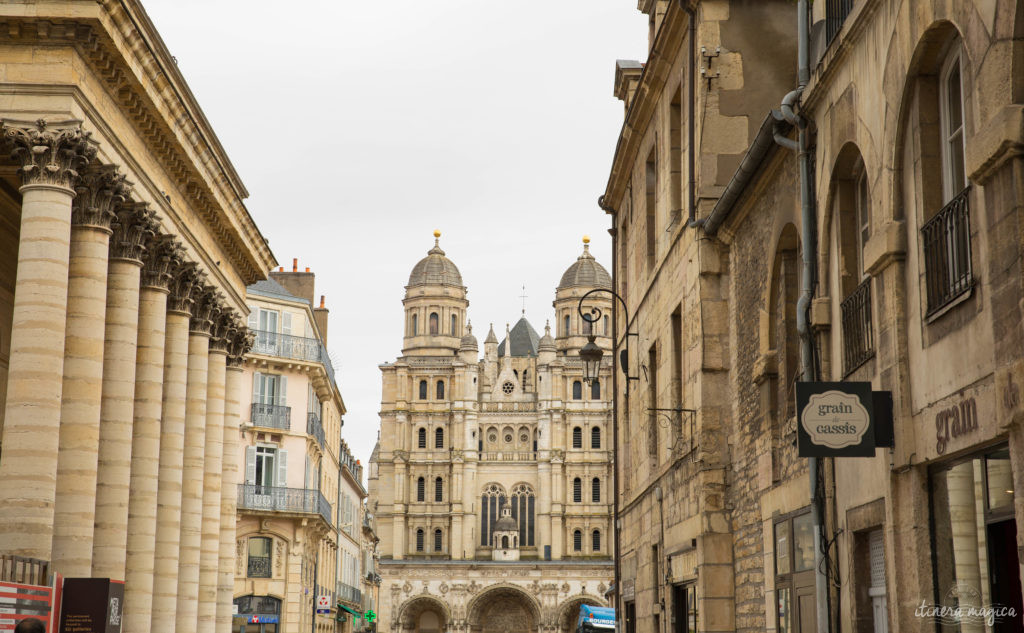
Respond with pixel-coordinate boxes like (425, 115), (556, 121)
(189, 286), (222, 335)
(2, 118), (97, 189)
(168, 262), (202, 315)
(227, 322), (254, 368)
(141, 235), (185, 290)
(210, 310), (237, 353)
(71, 164), (131, 230)
(110, 202), (158, 263)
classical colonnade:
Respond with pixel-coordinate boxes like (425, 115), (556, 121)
(0, 119), (251, 633)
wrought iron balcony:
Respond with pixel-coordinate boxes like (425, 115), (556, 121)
(237, 484), (332, 526)
(336, 582), (362, 606)
(922, 187), (973, 316)
(250, 402), (291, 430)
(252, 329), (322, 363)
(307, 412), (325, 450)
(840, 278), (875, 375)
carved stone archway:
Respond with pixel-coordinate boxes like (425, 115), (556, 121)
(555, 595), (608, 633)
(466, 584), (542, 633)
(397, 595), (451, 633)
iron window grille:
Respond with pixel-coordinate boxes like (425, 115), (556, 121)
(840, 278), (874, 374)
(247, 555), (271, 578)
(825, 0), (854, 43)
(922, 187), (973, 316)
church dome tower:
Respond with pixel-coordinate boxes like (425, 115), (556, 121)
(402, 231), (469, 356)
(553, 236), (613, 355)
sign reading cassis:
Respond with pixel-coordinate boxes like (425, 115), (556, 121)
(797, 382), (875, 457)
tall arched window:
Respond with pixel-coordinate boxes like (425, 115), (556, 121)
(604, 315), (609, 336)
(572, 381), (582, 400)
(434, 528), (443, 552)
(418, 380), (427, 400)
(417, 428), (426, 448)
(592, 530), (601, 552)
(573, 530), (582, 552)
(416, 477), (425, 502)
(522, 369), (528, 390)
(572, 427), (582, 449)
(411, 313), (417, 335)
(591, 426), (601, 449)
(415, 528), (424, 552)
(435, 477), (443, 502)
(480, 483), (507, 546)
(564, 314), (570, 336)
(583, 318), (592, 335)
(429, 312), (439, 335)
(451, 314), (457, 335)
(510, 483), (536, 547)
(592, 477), (601, 502)
(436, 380), (445, 399)
(591, 379), (601, 400)
(435, 428), (444, 449)
(572, 477), (582, 503)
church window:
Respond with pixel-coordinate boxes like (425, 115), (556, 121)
(572, 427), (582, 449)
(435, 476), (443, 502)
(573, 477), (582, 503)
(564, 314), (571, 336)
(411, 313), (417, 335)
(572, 381), (582, 400)
(435, 428), (444, 449)
(429, 312), (439, 335)
(522, 369), (528, 389)
(502, 381), (515, 395)
(416, 477), (425, 502)
(434, 528), (443, 552)
(583, 318), (592, 335)
(451, 314), (457, 335)
(593, 530), (601, 552)
(592, 477), (601, 502)
(573, 530), (583, 552)
(604, 315), (609, 336)
(504, 432), (513, 443)
(510, 483), (536, 547)
(502, 535), (509, 549)
(591, 379), (601, 400)
(592, 426), (601, 449)
(415, 529), (424, 552)
(419, 380), (427, 400)
(480, 483), (507, 546)
(417, 428), (426, 449)
(436, 380), (445, 399)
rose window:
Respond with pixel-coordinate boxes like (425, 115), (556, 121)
(502, 381), (515, 394)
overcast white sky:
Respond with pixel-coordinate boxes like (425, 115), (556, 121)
(141, 0), (649, 477)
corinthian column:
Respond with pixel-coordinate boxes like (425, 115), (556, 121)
(0, 119), (95, 559)
(52, 164), (129, 576)
(123, 237), (181, 633)
(176, 287), (217, 633)
(151, 264), (201, 633)
(198, 308), (231, 632)
(93, 203), (158, 580)
(217, 327), (251, 633)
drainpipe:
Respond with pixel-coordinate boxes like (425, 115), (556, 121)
(773, 2), (829, 633)
(683, 2), (701, 228)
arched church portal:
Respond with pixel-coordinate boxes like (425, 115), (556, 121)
(467, 585), (540, 633)
(397, 596), (449, 633)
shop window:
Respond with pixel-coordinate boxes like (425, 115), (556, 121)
(775, 510), (816, 633)
(930, 447), (1021, 625)
(572, 427), (582, 449)
(247, 537), (272, 578)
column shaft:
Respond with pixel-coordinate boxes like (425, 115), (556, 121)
(217, 364), (244, 633)
(123, 285), (169, 633)
(92, 259), (143, 579)
(151, 311), (191, 633)
(0, 184), (76, 559)
(198, 348), (227, 631)
(52, 224), (111, 575)
(176, 331), (211, 633)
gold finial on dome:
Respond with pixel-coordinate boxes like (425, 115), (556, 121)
(582, 235), (590, 244)
(433, 229), (442, 238)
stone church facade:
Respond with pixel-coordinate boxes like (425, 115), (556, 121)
(369, 234), (615, 633)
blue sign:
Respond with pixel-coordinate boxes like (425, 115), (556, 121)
(234, 614), (279, 624)
(316, 608), (331, 615)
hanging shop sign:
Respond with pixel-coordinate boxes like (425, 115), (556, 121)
(796, 382), (892, 457)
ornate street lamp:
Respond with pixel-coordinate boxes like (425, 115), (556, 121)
(579, 335), (603, 386)
(576, 287), (638, 387)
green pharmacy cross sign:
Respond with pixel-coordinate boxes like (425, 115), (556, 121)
(336, 603), (376, 623)
(365, 610), (376, 623)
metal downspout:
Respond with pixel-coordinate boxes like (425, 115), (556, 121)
(602, 198), (623, 633)
(684, 3), (701, 228)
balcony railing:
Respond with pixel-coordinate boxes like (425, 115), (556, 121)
(840, 278), (875, 375)
(237, 484), (332, 526)
(250, 402), (291, 430)
(247, 555), (271, 578)
(825, 0), (854, 43)
(336, 582), (362, 606)
(252, 330), (321, 362)
(480, 451), (536, 462)
(922, 187), (973, 317)
(307, 411), (325, 450)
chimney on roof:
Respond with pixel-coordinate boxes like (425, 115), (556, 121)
(314, 294), (329, 347)
(269, 257), (316, 307)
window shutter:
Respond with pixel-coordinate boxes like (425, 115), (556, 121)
(248, 309), (258, 331)
(279, 376), (287, 407)
(282, 312), (292, 335)
(252, 372), (262, 404)
(276, 449), (288, 487)
(245, 446), (257, 484)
